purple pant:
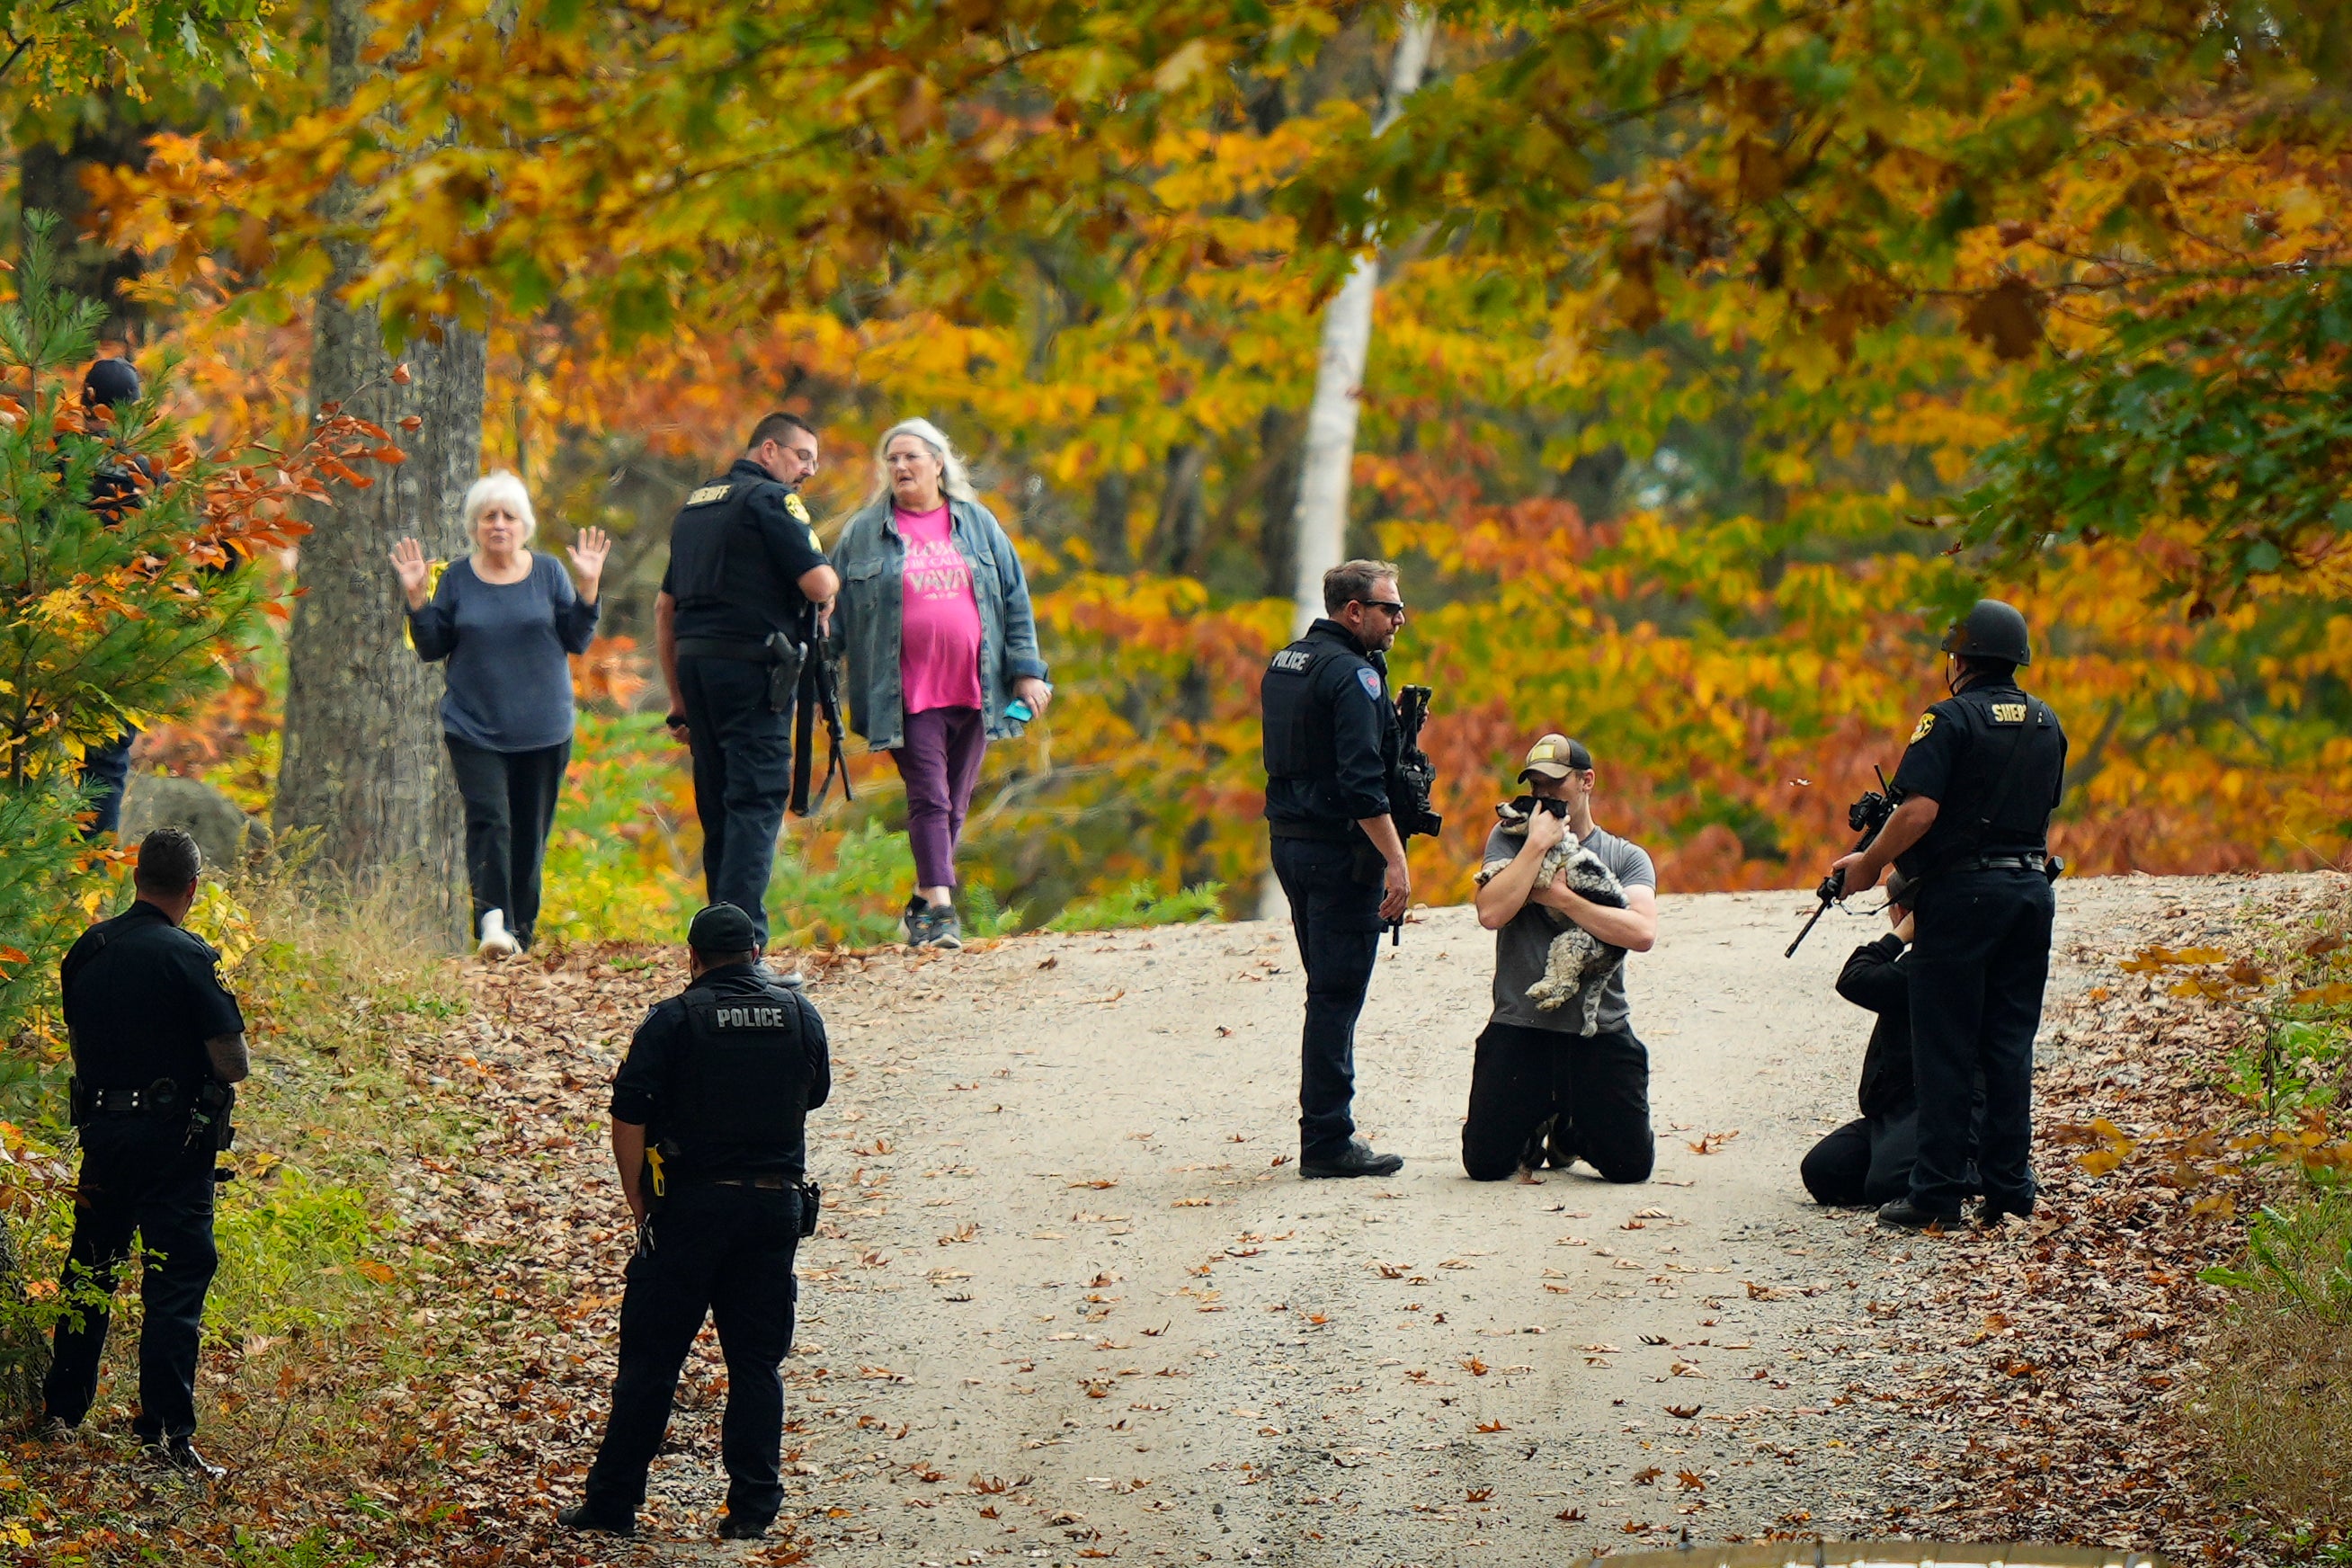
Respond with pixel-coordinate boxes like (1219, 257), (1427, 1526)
(892, 706), (988, 890)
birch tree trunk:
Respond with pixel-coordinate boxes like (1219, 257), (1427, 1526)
(1287, 8), (1434, 635)
(273, 0), (486, 932)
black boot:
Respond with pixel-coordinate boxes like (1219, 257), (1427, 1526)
(718, 1512), (772, 1540)
(142, 1435), (226, 1481)
(1302, 1137), (1404, 1180)
(557, 1502), (636, 1536)
(1876, 1197), (1961, 1231)
(1974, 1195), (2036, 1225)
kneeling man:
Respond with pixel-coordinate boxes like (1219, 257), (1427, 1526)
(1463, 735), (1659, 1182)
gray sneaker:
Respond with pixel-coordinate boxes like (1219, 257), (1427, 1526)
(908, 904), (963, 950)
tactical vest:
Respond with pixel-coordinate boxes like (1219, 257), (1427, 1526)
(1911, 688), (2066, 873)
(661, 979), (816, 1177)
(667, 467), (804, 630)
(1261, 628), (1392, 780)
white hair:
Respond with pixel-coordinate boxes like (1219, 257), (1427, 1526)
(867, 417), (978, 507)
(462, 468), (536, 544)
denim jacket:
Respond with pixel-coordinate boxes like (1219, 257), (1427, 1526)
(831, 495), (1050, 752)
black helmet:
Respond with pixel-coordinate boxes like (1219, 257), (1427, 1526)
(83, 358), (142, 409)
(1940, 599), (2032, 666)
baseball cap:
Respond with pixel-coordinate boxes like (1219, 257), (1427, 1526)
(1517, 734), (1593, 782)
(687, 903), (761, 953)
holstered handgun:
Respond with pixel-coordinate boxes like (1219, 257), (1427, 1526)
(797, 1180), (822, 1239)
(186, 1078), (236, 1154)
(763, 631), (806, 714)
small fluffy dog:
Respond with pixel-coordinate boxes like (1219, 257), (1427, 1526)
(1493, 798), (1629, 1037)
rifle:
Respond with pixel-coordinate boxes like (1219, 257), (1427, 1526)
(1785, 767), (1899, 959)
(790, 603), (854, 817)
(1387, 684), (1443, 946)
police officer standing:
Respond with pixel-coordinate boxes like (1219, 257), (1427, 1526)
(559, 903), (829, 1540)
(1831, 600), (2067, 1230)
(1260, 559), (1416, 1179)
(76, 357), (162, 838)
(655, 414), (842, 944)
(38, 827), (247, 1478)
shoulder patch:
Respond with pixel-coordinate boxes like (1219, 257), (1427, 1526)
(806, 526), (823, 554)
(784, 492), (811, 524)
(1357, 666), (1384, 700)
(1989, 700), (2027, 724)
(686, 483), (731, 506)
(1909, 711), (1937, 744)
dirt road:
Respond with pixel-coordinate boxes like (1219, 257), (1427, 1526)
(455, 872), (2214, 1566)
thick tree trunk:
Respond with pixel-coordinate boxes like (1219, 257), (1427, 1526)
(273, 0), (486, 931)
(1287, 8), (1433, 635)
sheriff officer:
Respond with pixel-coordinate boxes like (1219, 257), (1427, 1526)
(655, 414), (842, 945)
(1259, 558), (1413, 1180)
(560, 902), (830, 1541)
(39, 827), (248, 1478)
(1833, 600), (2067, 1231)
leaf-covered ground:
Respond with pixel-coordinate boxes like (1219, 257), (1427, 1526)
(12, 872), (2339, 1565)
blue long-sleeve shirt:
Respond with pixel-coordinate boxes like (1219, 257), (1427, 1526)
(407, 553), (600, 752)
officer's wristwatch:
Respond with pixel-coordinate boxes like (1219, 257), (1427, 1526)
(664, 711), (687, 730)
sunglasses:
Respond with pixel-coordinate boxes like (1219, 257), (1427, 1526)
(1356, 599), (1407, 617)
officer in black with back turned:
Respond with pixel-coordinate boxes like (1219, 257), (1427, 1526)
(1831, 600), (2067, 1231)
(559, 902), (830, 1541)
(1261, 558), (1421, 1180)
(37, 827), (247, 1478)
(655, 413), (842, 945)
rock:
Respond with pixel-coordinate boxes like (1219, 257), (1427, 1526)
(120, 772), (270, 868)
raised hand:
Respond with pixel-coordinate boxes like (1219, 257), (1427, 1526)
(567, 526), (611, 604)
(389, 537), (432, 609)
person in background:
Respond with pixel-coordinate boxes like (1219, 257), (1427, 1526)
(76, 357), (162, 838)
(831, 418), (1050, 951)
(655, 414), (839, 946)
(392, 471), (608, 958)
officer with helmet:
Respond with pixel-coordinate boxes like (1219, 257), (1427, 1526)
(1831, 600), (2067, 1231)
(655, 414), (842, 944)
(559, 902), (830, 1541)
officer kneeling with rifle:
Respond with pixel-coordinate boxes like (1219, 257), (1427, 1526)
(561, 903), (830, 1541)
(38, 827), (246, 1479)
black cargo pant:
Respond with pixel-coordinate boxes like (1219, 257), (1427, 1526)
(584, 1181), (802, 1527)
(42, 1118), (218, 1439)
(1908, 867), (2055, 1215)
(444, 735), (570, 948)
(78, 726), (138, 840)
(1801, 1109), (1920, 1207)
(1461, 1021), (1654, 1182)
(1270, 835), (1385, 1163)
(678, 656), (793, 946)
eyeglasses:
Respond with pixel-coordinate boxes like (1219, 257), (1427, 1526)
(1357, 599), (1407, 618)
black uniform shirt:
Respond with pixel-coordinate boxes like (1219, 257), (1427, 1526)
(611, 961), (832, 1177)
(661, 459), (830, 642)
(60, 901), (245, 1090)
(1889, 679), (2067, 877)
(1835, 932), (1913, 1120)
(1262, 619), (1398, 833)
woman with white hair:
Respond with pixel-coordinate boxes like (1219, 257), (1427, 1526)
(391, 470), (609, 957)
(832, 419), (1050, 950)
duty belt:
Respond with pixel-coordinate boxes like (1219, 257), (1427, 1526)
(86, 1078), (184, 1116)
(674, 637), (779, 663)
(1952, 852), (2047, 874)
(711, 1174), (796, 1190)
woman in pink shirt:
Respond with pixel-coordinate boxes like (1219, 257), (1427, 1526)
(832, 420), (1053, 949)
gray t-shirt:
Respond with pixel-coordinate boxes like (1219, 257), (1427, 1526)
(1477, 822), (1657, 1035)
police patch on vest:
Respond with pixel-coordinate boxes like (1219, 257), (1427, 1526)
(1990, 701), (2027, 724)
(687, 483), (732, 506)
(1270, 647), (1313, 673)
(712, 1003), (794, 1029)
(1357, 667), (1383, 699)
(785, 493), (811, 524)
(1910, 712), (1936, 744)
